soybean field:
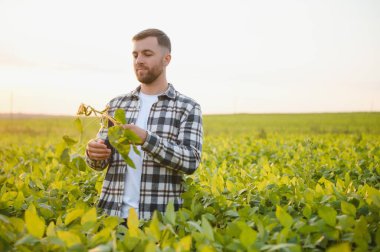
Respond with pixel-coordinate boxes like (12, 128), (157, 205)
(0, 113), (379, 251)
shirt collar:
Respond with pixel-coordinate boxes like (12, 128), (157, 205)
(128, 83), (176, 100)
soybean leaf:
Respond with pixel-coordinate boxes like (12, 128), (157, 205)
(132, 145), (141, 156)
(146, 212), (161, 242)
(15, 235), (39, 246)
(326, 243), (351, 252)
(63, 135), (77, 146)
(81, 208), (97, 226)
(57, 231), (82, 247)
(25, 205), (45, 239)
(318, 206), (337, 227)
(65, 208), (84, 226)
(165, 201), (176, 226)
(114, 108), (127, 124)
(108, 125), (141, 168)
(124, 156), (136, 169)
(201, 215), (214, 241)
(124, 129), (141, 143)
(74, 117), (83, 133)
(276, 205), (293, 228)
(71, 156), (87, 172)
(240, 227), (257, 249)
(127, 208), (139, 232)
(341, 201), (356, 216)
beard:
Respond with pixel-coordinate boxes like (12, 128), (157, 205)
(135, 64), (164, 85)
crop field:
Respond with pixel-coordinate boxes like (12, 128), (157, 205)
(0, 113), (380, 251)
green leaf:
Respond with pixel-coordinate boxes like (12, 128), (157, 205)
(0, 214), (10, 225)
(15, 234), (40, 246)
(108, 125), (123, 142)
(176, 235), (192, 251)
(132, 145), (141, 156)
(14, 191), (25, 210)
(63, 135), (78, 146)
(337, 215), (355, 230)
(46, 221), (56, 237)
(57, 230), (81, 247)
(276, 205), (293, 228)
(124, 156), (136, 169)
(89, 244), (113, 252)
(261, 243), (301, 252)
(302, 205), (312, 219)
(165, 201), (176, 225)
(318, 206), (337, 227)
(114, 108), (127, 124)
(103, 216), (121, 230)
(353, 215), (370, 248)
(123, 129), (141, 143)
(326, 242), (351, 252)
(65, 208), (85, 225)
(90, 228), (112, 247)
(146, 212), (161, 241)
(107, 125), (141, 168)
(60, 148), (71, 165)
(74, 117), (83, 133)
(341, 201), (356, 216)
(144, 242), (157, 252)
(201, 215), (214, 241)
(81, 208), (97, 226)
(240, 226), (257, 249)
(25, 204), (45, 238)
(127, 208), (139, 230)
(367, 186), (380, 208)
(375, 228), (380, 247)
(71, 156), (87, 172)
(10, 217), (25, 233)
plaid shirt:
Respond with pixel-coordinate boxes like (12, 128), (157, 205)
(85, 84), (203, 219)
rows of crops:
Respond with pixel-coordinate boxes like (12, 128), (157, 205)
(1, 113), (379, 251)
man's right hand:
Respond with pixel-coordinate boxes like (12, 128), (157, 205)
(86, 139), (112, 161)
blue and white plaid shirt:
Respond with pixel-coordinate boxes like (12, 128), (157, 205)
(86, 84), (203, 219)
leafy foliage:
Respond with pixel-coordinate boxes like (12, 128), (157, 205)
(77, 105), (141, 167)
(1, 113), (380, 251)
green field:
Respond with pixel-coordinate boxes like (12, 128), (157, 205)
(1, 113), (380, 251)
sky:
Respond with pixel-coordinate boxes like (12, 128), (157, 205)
(0, 0), (379, 115)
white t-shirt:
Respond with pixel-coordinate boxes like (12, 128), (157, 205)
(121, 92), (158, 218)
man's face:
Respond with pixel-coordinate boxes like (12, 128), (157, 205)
(132, 37), (169, 85)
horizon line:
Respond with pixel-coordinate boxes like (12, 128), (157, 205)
(0, 110), (379, 119)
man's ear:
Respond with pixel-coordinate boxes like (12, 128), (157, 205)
(163, 53), (171, 66)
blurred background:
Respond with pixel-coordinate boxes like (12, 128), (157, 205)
(0, 0), (379, 116)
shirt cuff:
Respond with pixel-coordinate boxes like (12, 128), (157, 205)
(141, 130), (160, 154)
(85, 150), (107, 171)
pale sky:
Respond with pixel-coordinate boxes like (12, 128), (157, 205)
(0, 0), (379, 115)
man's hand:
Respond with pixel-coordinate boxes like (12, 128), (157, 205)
(122, 124), (148, 145)
(86, 139), (112, 160)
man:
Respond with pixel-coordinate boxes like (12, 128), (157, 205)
(85, 28), (203, 220)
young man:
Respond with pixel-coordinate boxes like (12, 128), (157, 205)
(85, 28), (203, 220)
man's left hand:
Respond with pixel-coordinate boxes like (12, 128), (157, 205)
(122, 124), (147, 145)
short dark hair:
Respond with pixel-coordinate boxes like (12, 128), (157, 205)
(132, 28), (171, 52)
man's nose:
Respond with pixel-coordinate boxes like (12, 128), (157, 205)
(135, 55), (144, 64)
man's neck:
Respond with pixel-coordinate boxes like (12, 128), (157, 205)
(140, 77), (168, 95)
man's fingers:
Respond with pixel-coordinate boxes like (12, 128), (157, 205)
(86, 139), (111, 160)
(88, 139), (107, 148)
(87, 148), (111, 160)
(88, 152), (111, 160)
(87, 145), (111, 153)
